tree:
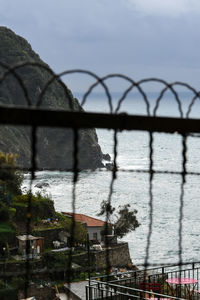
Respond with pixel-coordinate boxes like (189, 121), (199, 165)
(0, 152), (23, 201)
(56, 212), (87, 244)
(0, 201), (10, 222)
(114, 204), (140, 238)
(98, 201), (140, 239)
(0, 152), (21, 228)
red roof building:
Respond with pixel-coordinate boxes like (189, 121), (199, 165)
(63, 212), (105, 227)
(62, 212), (113, 243)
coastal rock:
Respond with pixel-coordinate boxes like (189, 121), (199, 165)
(35, 182), (49, 189)
(0, 27), (104, 170)
(105, 163), (114, 170)
(103, 153), (111, 161)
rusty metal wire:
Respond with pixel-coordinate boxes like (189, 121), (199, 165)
(25, 126), (37, 297)
(0, 61), (32, 106)
(105, 130), (118, 277)
(1, 63), (200, 297)
(37, 69), (112, 112)
(144, 132), (154, 270)
(66, 128), (79, 287)
(178, 134), (187, 276)
(0, 61), (75, 109)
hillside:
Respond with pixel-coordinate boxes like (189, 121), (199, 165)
(0, 26), (104, 170)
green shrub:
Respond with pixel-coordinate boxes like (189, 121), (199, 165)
(0, 223), (15, 244)
(13, 192), (55, 220)
(0, 279), (5, 289)
(8, 207), (16, 218)
(0, 201), (10, 222)
(0, 288), (17, 300)
(11, 276), (25, 289)
(0, 152), (23, 197)
(56, 213), (87, 244)
(43, 251), (70, 269)
(56, 212), (67, 222)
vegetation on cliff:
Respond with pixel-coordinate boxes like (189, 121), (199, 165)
(0, 152), (87, 247)
(0, 26), (103, 170)
(0, 153), (20, 245)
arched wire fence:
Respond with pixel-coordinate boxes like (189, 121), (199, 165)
(1, 61), (200, 298)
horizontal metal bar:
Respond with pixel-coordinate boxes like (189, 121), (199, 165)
(0, 105), (200, 133)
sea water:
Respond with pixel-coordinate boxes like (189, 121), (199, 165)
(22, 92), (200, 266)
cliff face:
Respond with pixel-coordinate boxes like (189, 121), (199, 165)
(0, 27), (103, 170)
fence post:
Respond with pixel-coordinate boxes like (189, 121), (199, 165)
(86, 285), (88, 300)
(87, 234), (91, 286)
(162, 267), (165, 294)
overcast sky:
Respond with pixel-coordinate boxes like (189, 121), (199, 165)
(1, 0), (200, 92)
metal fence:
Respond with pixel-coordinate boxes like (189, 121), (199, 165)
(88, 262), (200, 299)
(1, 62), (200, 298)
(86, 282), (186, 300)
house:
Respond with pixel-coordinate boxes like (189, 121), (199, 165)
(17, 234), (44, 258)
(62, 212), (114, 244)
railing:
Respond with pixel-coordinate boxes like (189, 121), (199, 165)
(86, 280), (186, 300)
(87, 262), (200, 299)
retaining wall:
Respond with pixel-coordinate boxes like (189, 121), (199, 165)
(93, 242), (132, 269)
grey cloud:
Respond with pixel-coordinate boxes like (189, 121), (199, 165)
(127, 0), (200, 17)
(0, 0), (200, 91)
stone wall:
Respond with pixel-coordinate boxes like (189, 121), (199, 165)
(0, 259), (44, 277)
(1, 243), (133, 283)
(72, 243), (133, 270)
(93, 242), (132, 269)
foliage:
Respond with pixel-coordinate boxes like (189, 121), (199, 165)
(0, 280), (5, 289)
(56, 212), (87, 243)
(0, 152), (23, 200)
(0, 287), (17, 300)
(0, 223), (15, 245)
(0, 201), (10, 222)
(114, 204), (140, 238)
(14, 191), (52, 205)
(72, 271), (105, 282)
(0, 223), (15, 234)
(0, 153), (19, 242)
(97, 201), (115, 217)
(10, 277), (25, 290)
(98, 201), (140, 238)
(73, 221), (87, 243)
(0, 150), (86, 248)
(0, 153), (19, 244)
(55, 212), (67, 222)
(43, 251), (70, 269)
(8, 207), (16, 219)
(13, 192), (55, 220)
(72, 271), (88, 282)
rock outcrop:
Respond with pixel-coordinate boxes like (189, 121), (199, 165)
(0, 27), (104, 170)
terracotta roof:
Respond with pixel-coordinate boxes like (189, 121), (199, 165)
(62, 212), (106, 227)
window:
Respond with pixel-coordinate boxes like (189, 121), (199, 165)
(93, 232), (98, 240)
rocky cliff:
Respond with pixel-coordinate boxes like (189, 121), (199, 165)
(0, 27), (104, 170)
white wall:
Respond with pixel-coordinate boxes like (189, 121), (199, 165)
(87, 226), (102, 242)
